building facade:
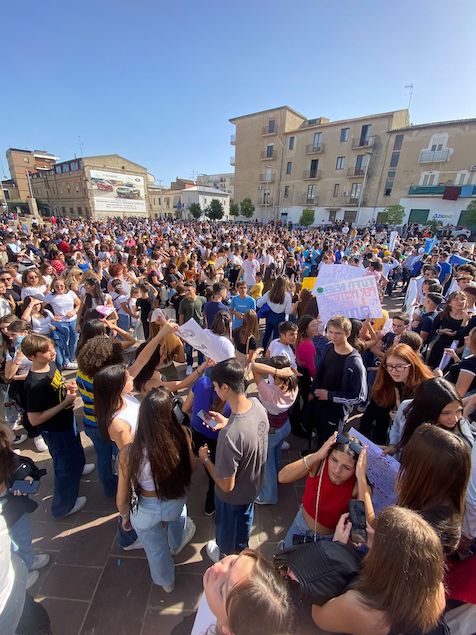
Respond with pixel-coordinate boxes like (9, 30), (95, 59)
(5, 148), (59, 212)
(196, 172), (235, 198)
(230, 106), (476, 227)
(148, 183), (230, 219)
(30, 154), (150, 219)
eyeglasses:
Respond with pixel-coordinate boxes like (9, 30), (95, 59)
(384, 363), (411, 372)
(336, 433), (362, 455)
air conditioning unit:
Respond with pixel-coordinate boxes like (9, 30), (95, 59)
(470, 165), (476, 172)
(257, 185), (263, 190)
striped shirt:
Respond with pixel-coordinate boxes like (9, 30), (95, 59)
(76, 370), (96, 426)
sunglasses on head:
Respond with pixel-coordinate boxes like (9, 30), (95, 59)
(336, 433), (362, 455)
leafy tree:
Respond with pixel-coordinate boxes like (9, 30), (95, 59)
(426, 219), (442, 235)
(379, 204), (405, 225)
(188, 202), (202, 219)
(240, 197), (255, 219)
(229, 201), (240, 217)
(464, 199), (476, 226)
(299, 208), (315, 226)
(206, 198), (224, 220)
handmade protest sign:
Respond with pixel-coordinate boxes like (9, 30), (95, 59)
(301, 277), (317, 291)
(312, 275), (383, 327)
(316, 263), (366, 287)
(349, 427), (399, 513)
(177, 318), (231, 362)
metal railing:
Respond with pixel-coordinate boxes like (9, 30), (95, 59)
(230, 134), (236, 144)
(260, 150), (275, 160)
(302, 196), (318, 205)
(259, 173), (274, 183)
(303, 169), (321, 180)
(352, 136), (375, 149)
(347, 166), (366, 177)
(262, 125), (278, 135)
(418, 148), (450, 163)
(230, 156), (235, 166)
(305, 143), (324, 154)
(258, 198), (273, 206)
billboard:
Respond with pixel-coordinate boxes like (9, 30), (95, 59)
(90, 169), (146, 214)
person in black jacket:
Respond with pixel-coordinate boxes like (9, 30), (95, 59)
(308, 316), (367, 448)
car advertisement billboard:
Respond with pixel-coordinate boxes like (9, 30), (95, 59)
(90, 169), (146, 214)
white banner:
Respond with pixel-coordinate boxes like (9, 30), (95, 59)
(177, 319), (231, 363)
(313, 275), (383, 326)
(315, 264), (366, 290)
(90, 169), (146, 214)
(388, 230), (398, 252)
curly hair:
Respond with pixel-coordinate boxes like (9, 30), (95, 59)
(77, 335), (124, 378)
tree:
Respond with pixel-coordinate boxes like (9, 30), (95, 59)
(229, 201), (240, 217)
(426, 219), (442, 235)
(299, 208), (315, 226)
(240, 197), (255, 219)
(188, 202), (202, 219)
(206, 198), (224, 220)
(464, 199), (476, 226)
(379, 204), (405, 225)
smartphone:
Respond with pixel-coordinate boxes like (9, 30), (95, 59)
(10, 480), (40, 495)
(197, 409), (217, 428)
(173, 402), (185, 425)
(348, 500), (367, 544)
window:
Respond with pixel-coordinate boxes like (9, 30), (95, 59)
(455, 171), (468, 186)
(3, 189), (10, 200)
(393, 134), (403, 151)
(62, 164), (69, 173)
(307, 184), (317, 200)
(390, 151), (400, 168)
(359, 124), (372, 146)
(288, 136), (295, 151)
(384, 170), (396, 196)
(421, 172), (438, 186)
(76, 183), (80, 192)
(284, 185), (289, 198)
(67, 185), (70, 193)
(286, 161), (292, 175)
(313, 132), (322, 149)
(55, 166), (61, 174)
(266, 144), (274, 158)
(340, 128), (350, 142)
(309, 159), (319, 178)
(77, 206), (82, 214)
(70, 207), (74, 214)
(61, 206), (66, 214)
(350, 183), (362, 200)
(333, 183), (339, 197)
(268, 119), (276, 133)
(336, 156), (345, 170)
(70, 161), (79, 171)
(263, 191), (270, 204)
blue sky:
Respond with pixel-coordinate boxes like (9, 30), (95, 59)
(1, 0), (474, 186)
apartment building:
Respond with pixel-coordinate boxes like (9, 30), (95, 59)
(6, 148), (59, 202)
(196, 172), (235, 197)
(30, 154), (150, 219)
(148, 182), (230, 219)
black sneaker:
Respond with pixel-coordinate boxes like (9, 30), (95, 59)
(205, 498), (215, 517)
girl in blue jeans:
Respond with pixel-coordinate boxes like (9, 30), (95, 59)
(256, 276), (293, 351)
(116, 387), (196, 592)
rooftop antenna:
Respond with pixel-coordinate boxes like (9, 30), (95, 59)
(404, 84), (414, 110)
(78, 136), (85, 157)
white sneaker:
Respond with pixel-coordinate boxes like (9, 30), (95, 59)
(81, 463), (95, 476)
(162, 582), (175, 593)
(26, 570), (39, 590)
(13, 433), (27, 445)
(185, 365), (193, 376)
(123, 539), (144, 551)
(171, 518), (196, 556)
(30, 553), (50, 571)
(64, 496), (87, 516)
(206, 539), (220, 563)
(64, 361), (78, 370)
(281, 440), (291, 450)
(34, 435), (48, 453)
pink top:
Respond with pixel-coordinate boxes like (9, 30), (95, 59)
(296, 339), (316, 378)
(257, 380), (298, 416)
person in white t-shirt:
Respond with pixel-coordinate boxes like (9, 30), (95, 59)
(239, 251), (260, 287)
(267, 321), (298, 369)
(203, 311), (235, 361)
(44, 279), (81, 369)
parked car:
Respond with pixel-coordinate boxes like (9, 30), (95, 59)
(116, 185), (140, 199)
(96, 181), (114, 192)
(449, 226), (471, 239)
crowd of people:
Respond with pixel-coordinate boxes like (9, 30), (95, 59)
(0, 214), (475, 635)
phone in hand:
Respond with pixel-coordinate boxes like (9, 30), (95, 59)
(348, 500), (367, 544)
(197, 409), (216, 428)
(10, 479), (40, 495)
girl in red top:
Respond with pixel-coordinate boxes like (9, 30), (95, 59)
(279, 432), (374, 548)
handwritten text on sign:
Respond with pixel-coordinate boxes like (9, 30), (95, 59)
(313, 275), (383, 326)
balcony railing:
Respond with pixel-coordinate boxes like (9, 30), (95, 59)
(230, 156), (235, 166)
(230, 134), (236, 145)
(260, 150), (275, 160)
(347, 166), (366, 178)
(305, 143), (324, 154)
(352, 136), (375, 149)
(418, 148), (450, 163)
(344, 196), (360, 206)
(262, 125), (278, 136)
(302, 196), (319, 206)
(408, 185), (445, 196)
(258, 198), (273, 206)
(259, 173), (274, 183)
(303, 169), (321, 180)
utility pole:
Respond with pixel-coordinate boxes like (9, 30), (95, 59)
(404, 84), (414, 111)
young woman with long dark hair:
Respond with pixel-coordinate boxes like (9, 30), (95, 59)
(76, 277), (111, 330)
(427, 291), (468, 369)
(116, 387), (196, 592)
(257, 275), (293, 351)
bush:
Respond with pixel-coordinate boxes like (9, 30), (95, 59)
(240, 198), (255, 219)
(188, 203), (202, 219)
(206, 199), (224, 220)
(299, 208), (315, 226)
(379, 204), (405, 225)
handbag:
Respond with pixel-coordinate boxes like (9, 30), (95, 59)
(257, 303), (271, 319)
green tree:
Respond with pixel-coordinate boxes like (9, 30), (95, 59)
(379, 204), (405, 225)
(188, 202), (202, 219)
(229, 201), (240, 217)
(426, 219), (442, 235)
(206, 198), (224, 220)
(464, 199), (476, 226)
(240, 197), (255, 219)
(299, 208), (315, 226)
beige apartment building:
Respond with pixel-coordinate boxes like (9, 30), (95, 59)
(5, 148), (59, 212)
(30, 154), (150, 219)
(230, 106), (476, 227)
(196, 172), (235, 197)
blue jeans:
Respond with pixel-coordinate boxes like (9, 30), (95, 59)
(284, 504), (333, 548)
(117, 314), (130, 335)
(41, 427), (86, 517)
(258, 419), (290, 504)
(214, 494), (254, 556)
(184, 342), (205, 367)
(0, 554), (27, 635)
(131, 496), (187, 587)
(10, 513), (34, 570)
(52, 319), (78, 364)
(84, 425), (117, 497)
(262, 311), (286, 351)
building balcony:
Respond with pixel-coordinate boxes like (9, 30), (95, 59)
(305, 143), (324, 154)
(258, 198), (273, 207)
(303, 169), (322, 180)
(260, 150), (275, 160)
(418, 148), (450, 163)
(302, 196), (319, 206)
(408, 185), (445, 196)
(230, 156), (235, 166)
(344, 196), (360, 206)
(347, 166), (366, 178)
(259, 172), (274, 183)
(262, 125), (278, 136)
(230, 134), (236, 145)
(352, 136), (375, 149)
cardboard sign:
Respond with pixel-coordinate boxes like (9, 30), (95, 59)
(313, 275), (383, 326)
(316, 264), (366, 287)
(177, 319), (232, 362)
(301, 277), (317, 291)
